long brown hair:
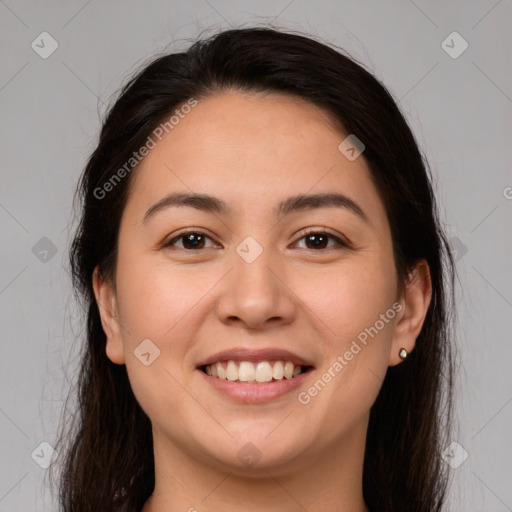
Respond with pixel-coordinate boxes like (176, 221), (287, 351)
(51, 27), (456, 511)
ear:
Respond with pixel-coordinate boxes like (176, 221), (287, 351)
(92, 266), (125, 365)
(389, 260), (432, 366)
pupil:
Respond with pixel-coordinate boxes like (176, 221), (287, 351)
(183, 233), (204, 249)
(181, 233), (329, 250)
(307, 234), (327, 249)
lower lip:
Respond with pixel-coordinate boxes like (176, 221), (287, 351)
(198, 368), (313, 403)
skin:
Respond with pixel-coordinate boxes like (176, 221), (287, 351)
(93, 90), (432, 512)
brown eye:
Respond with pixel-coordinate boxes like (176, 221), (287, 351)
(163, 231), (216, 250)
(295, 230), (348, 250)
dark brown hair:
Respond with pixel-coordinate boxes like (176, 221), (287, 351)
(52, 27), (456, 512)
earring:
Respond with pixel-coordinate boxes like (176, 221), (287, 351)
(399, 348), (408, 360)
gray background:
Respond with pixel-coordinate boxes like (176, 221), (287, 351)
(1, 1), (511, 511)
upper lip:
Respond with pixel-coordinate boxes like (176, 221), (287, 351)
(196, 347), (315, 368)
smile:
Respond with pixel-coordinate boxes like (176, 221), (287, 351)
(198, 361), (314, 403)
(202, 360), (311, 383)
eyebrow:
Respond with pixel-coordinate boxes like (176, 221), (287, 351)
(142, 192), (369, 224)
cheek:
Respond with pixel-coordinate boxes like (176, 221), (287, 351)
(302, 253), (397, 414)
(114, 250), (215, 342)
(114, 254), (214, 429)
(293, 254), (397, 411)
(300, 255), (398, 344)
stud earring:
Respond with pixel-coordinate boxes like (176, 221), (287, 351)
(399, 348), (408, 360)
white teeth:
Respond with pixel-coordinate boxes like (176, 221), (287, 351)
(272, 361), (284, 380)
(238, 361), (255, 382)
(255, 362), (273, 383)
(216, 362), (226, 380)
(226, 360), (238, 381)
(284, 361), (294, 379)
(204, 360), (305, 383)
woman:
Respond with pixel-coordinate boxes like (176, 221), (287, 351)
(53, 27), (456, 512)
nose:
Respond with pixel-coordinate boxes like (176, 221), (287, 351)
(215, 245), (296, 330)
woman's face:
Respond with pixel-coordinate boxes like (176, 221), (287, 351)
(95, 91), (421, 475)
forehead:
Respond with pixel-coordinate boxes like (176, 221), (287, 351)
(123, 90), (387, 226)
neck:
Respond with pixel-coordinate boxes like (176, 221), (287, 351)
(141, 421), (369, 512)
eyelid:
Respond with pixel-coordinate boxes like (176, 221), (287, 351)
(291, 227), (351, 249)
(162, 227), (351, 251)
(161, 229), (220, 249)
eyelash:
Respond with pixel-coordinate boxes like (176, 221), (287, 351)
(162, 229), (350, 251)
